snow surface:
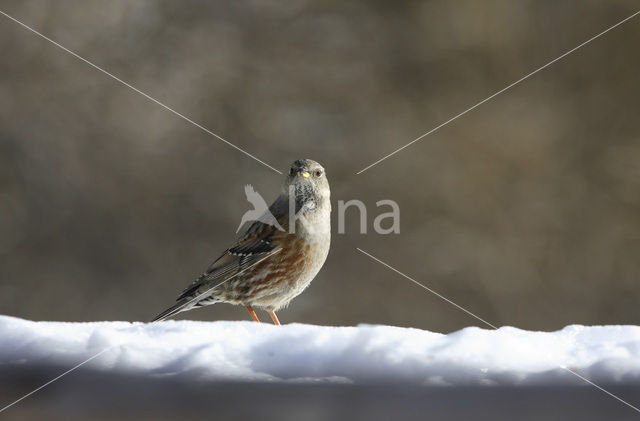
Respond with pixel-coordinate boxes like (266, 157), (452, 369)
(2, 315), (640, 386)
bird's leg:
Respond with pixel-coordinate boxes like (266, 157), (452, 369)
(245, 306), (261, 322)
(268, 311), (281, 325)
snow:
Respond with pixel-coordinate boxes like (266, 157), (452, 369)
(2, 315), (640, 386)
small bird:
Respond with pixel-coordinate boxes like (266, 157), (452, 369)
(152, 159), (331, 325)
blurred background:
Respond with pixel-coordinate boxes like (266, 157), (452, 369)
(0, 0), (638, 332)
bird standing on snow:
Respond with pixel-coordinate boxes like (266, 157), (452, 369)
(152, 159), (331, 325)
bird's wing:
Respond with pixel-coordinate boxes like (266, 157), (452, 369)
(176, 221), (286, 301)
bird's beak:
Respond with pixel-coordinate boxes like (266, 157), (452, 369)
(298, 170), (310, 178)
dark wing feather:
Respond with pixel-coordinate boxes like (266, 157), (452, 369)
(176, 221), (282, 301)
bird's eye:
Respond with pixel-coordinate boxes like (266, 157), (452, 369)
(314, 170), (323, 177)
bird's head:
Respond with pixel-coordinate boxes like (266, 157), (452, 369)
(284, 159), (330, 213)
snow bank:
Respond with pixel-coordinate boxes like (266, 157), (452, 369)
(2, 315), (640, 386)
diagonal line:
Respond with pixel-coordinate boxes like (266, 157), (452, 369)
(0, 7), (283, 415)
(559, 366), (640, 413)
(0, 248), (281, 413)
(356, 247), (497, 329)
(0, 346), (115, 413)
(0, 9), (282, 175)
(356, 10), (640, 174)
(356, 247), (640, 414)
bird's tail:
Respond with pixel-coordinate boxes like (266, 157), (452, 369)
(150, 298), (193, 322)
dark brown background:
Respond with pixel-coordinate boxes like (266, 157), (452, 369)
(1, 0), (639, 332)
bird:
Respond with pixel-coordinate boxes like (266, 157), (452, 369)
(151, 159), (331, 325)
(235, 184), (284, 233)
